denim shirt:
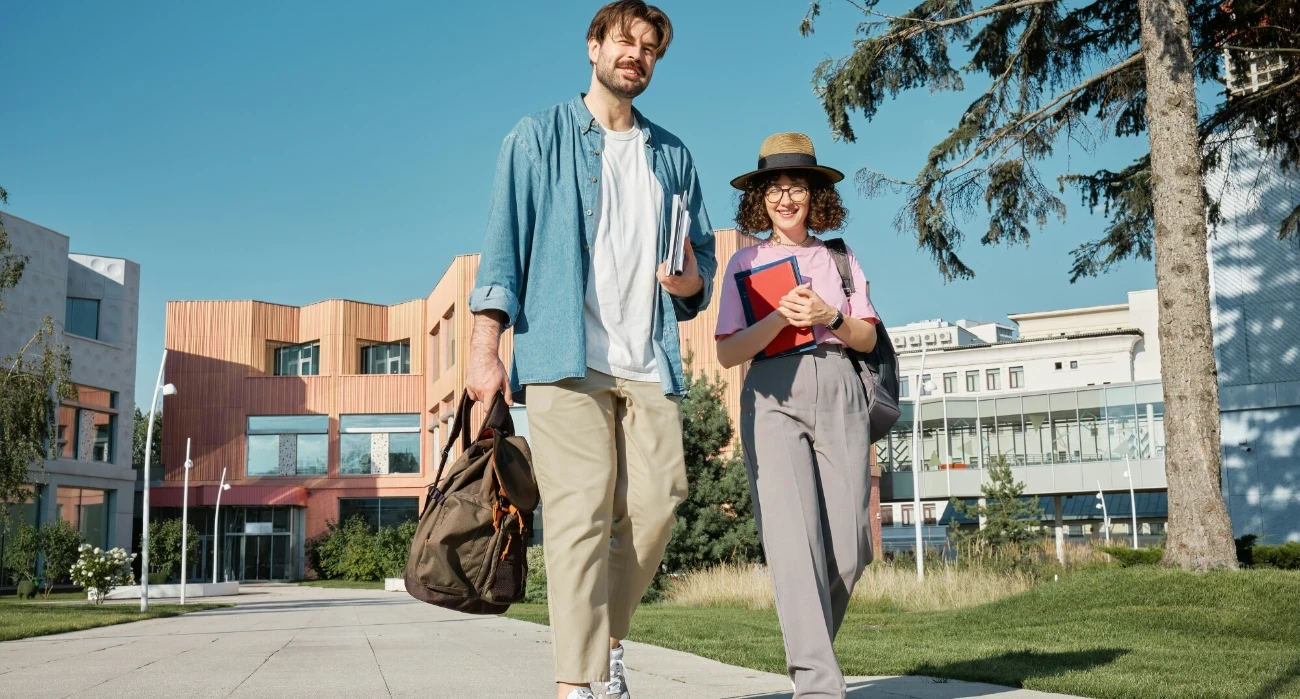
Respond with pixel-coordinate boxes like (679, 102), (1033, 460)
(469, 95), (717, 398)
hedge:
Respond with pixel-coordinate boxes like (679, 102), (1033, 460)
(1097, 546), (1164, 567)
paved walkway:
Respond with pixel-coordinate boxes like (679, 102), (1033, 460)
(0, 585), (1082, 699)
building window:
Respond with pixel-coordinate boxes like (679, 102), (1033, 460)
(901, 505), (914, 526)
(921, 375), (932, 395)
(923, 504), (937, 525)
(900, 376), (910, 398)
(1055, 362), (1063, 370)
(56, 487), (109, 550)
(340, 414), (421, 475)
(246, 415), (328, 476)
(274, 342), (320, 376)
(1010, 366), (1025, 389)
(943, 373), (957, 394)
(338, 497), (420, 531)
(65, 297), (100, 340)
(54, 385), (117, 463)
(880, 507), (894, 527)
(443, 310), (455, 369)
(987, 369), (1001, 391)
(361, 341), (411, 375)
(430, 327), (441, 380)
(1070, 360), (1079, 369)
(966, 370), (980, 393)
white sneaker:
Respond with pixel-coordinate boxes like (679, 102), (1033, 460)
(605, 645), (631, 699)
(565, 689), (596, 699)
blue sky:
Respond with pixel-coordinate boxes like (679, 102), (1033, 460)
(2, 1), (1168, 408)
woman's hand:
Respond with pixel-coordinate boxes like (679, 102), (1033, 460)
(779, 285), (838, 328)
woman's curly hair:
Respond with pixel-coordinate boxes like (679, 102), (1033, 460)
(734, 169), (848, 237)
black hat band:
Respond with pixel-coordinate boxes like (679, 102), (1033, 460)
(756, 152), (819, 170)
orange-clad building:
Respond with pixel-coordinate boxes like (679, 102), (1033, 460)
(153, 230), (879, 582)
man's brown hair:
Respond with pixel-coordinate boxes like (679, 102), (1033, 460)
(588, 0), (673, 59)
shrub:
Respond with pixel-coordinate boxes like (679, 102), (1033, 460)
(3, 524), (39, 584)
(524, 545), (547, 603)
(1235, 534), (1258, 566)
(148, 518), (198, 581)
(376, 520), (417, 579)
(39, 519), (84, 597)
(70, 545), (135, 604)
(1098, 546), (1164, 567)
(309, 516), (416, 581)
(1253, 542), (1300, 570)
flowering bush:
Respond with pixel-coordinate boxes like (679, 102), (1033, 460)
(70, 544), (136, 604)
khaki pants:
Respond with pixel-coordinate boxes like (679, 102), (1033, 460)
(526, 370), (688, 684)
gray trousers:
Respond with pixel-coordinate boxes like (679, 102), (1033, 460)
(740, 346), (874, 699)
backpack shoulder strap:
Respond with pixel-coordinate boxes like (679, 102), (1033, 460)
(823, 238), (855, 296)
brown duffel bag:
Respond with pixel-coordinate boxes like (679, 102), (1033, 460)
(404, 391), (538, 614)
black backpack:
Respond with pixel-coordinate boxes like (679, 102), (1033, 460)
(824, 238), (901, 444)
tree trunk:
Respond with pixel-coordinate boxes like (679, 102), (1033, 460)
(1137, 0), (1238, 570)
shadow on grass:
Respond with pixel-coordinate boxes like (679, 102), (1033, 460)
(733, 649), (1128, 699)
(1248, 658), (1300, 699)
(912, 648), (1129, 688)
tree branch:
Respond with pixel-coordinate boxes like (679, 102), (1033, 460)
(862, 0), (1060, 30)
(939, 53), (1143, 176)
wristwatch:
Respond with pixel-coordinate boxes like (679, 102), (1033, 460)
(826, 310), (846, 331)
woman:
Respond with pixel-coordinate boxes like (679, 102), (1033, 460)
(714, 133), (879, 698)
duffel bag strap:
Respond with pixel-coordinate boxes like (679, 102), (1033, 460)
(433, 392), (477, 488)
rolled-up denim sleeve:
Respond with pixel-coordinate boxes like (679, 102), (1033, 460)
(672, 162), (717, 322)
(469, 124), (538, 329)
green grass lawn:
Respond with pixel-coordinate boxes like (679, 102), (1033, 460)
(296, 579), (386, 590)
(0, 591), (89, 604)
(0, 597), (226, 642)
(506, 567), (1300, 699)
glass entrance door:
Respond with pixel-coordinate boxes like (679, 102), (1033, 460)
(220, 506), (297, 581)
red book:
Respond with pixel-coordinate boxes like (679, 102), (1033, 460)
(735, 257), (817, 361)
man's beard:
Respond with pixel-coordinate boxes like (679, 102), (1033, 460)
(596, 59), (649, 100)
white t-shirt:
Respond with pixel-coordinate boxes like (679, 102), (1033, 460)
(584, 122), (663, 382)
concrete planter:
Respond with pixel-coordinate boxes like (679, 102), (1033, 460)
(384, 578), (405, 592)
(104, 581), (240, 600)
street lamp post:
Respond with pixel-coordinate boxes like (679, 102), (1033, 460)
(140, 350), (176, 612)
(910, 346), (933, 581)
(1095, 480), (1110, 544)
(181, 439), (193, 605)
(1124, 456), (1139, 548)
(213, 468), (230, 584)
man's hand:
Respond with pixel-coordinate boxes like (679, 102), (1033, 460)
(658, 238), (704, 298)
(465, 312), (513, 406)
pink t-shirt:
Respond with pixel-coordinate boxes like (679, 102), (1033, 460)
(715, 238), (879, 344)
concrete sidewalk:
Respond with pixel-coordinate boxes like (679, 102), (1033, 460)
(0, 585), (1082, 699)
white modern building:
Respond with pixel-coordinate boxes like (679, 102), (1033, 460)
(877, 290), (1169, 553)
(0, 212), (140, 574)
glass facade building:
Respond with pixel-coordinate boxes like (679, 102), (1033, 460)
(876, 381), (1166, 472)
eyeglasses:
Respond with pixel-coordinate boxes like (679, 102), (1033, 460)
(764, 186), (809, 203)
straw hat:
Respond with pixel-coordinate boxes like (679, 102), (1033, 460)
(729, 132), (844, 190)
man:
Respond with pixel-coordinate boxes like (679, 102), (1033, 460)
(465, 3), (715, 698)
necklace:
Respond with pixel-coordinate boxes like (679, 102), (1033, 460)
(771, 234), (814, 248)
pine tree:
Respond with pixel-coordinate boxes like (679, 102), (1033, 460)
(660, 361), (762, 575)
(950, 457), (1046, 568)
(798, 0), (1281, 570)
